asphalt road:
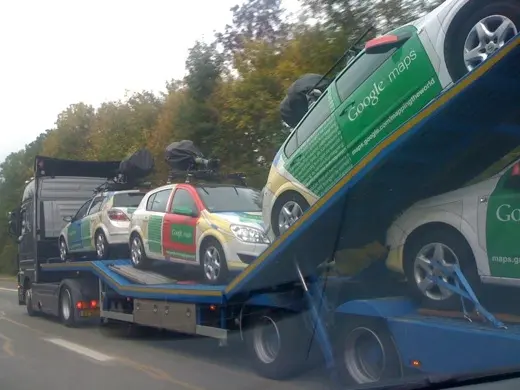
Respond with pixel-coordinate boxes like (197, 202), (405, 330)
(0, 280), (329, 390)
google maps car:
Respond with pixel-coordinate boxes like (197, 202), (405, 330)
(129, 141), (270, 285)
(385, 157), (520, 310)
(261, 0), (520, 237)
(59, 149), (155, 261)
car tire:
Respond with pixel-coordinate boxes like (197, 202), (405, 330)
(403, 227), (480, 310)
(337, 316), (402, 386)
(59, 237), (69, 262)
(200, 237), (229, 285)
(444, 2), (520, 82)
(271, 192), (310, 237)
(95, 230), (110, 260)
(59, 286), (76, 327)
(130, 233), (150, 269)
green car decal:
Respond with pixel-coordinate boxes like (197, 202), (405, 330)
(285, 25), (442, 198)
(486, 167), (520, 278)
(148, 215), (163, 254)
(170, 223), (194, 245)
(237, 212), (263, 224)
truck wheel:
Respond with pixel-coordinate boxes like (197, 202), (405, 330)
(200, 238), (229, 285)
(245, 311), (308, 380)
(444, 2), (520, 81)
(25, 289), (38, 317)
(130, 234), (150, 269)
(95, 230), (110, 260)
(403, 228), (480, 310)
(59, 286), (76, 327)
(338, 317), (402, 385)
(271, 192), (309, 237)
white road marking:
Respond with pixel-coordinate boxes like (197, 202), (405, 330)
(0, 287), (17, 292)
(44, 338), (114, 362)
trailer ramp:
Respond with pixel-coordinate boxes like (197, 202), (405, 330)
(41, 260), (224, 304)
(223, 34), (520, 302)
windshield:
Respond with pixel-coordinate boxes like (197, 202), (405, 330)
(113, 192), (145, 207)
(196, 186), (262, 213)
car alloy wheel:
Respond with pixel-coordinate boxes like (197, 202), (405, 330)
(464, 14), (518, 72)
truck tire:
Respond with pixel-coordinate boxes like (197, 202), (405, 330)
(25, 289), (37, 317)
(59, 286), (77, 327)
(245, 311), (310, 380)
(337, 316), (402, 385)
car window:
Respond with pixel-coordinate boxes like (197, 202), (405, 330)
(74, 199), (92, 221)
(87, 196), (104, 215)
(113, 192), (146, 208)
(296, 92), (331, 147)
(146, 193), (156, 211)
(284, 131), (298, 158)
(171, 189), (197, 214)
(336, 48), (397, 101)
(148, 189), (172, 212)
(196, 186), (261, 213)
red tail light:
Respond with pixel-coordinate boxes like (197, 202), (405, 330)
(512, 162), (520, 176)
(107, 209), (129, 221)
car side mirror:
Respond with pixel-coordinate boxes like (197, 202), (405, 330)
(365, 32), (412, 54)
(172, 206), (198, 217)
(63, 216), (72, 223)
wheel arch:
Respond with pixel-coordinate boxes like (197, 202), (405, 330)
(443, 0), (520, 79)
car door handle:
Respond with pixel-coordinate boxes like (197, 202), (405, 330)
(339, 102), (355, 117)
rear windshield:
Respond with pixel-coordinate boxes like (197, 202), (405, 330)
(113, 192), (146, 208)
(196, 186), (262, 213)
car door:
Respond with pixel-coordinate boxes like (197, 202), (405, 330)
(482, 162), (520, 279)
(143, 188), (173, 260)
(82, 195), (105, 251)
(162, 186), (199, 263)
(333, 25), (442, 168)
(283, 91), (337, 197)
(67, 199), (93, 253)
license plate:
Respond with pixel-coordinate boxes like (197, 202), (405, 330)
(79, 309), (100, 318)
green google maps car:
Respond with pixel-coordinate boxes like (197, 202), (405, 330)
(261, 0), (520, 238)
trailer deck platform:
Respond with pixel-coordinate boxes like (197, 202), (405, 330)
(41, 34), (520, 308)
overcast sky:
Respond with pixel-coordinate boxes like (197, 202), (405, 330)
(0, 0), (299, 163)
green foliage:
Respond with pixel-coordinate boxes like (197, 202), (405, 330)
(0, 0), (447, 273)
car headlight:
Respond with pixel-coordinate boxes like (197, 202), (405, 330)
(230, 224), (270, 244)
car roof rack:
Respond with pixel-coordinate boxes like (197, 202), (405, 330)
(167, 169), (247, 187)
(93, 173), (154, 194)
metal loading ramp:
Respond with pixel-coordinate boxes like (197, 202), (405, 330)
(223, 34), (520, 302)
(41, 260), (225, 304)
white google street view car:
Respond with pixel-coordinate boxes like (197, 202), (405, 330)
(129, 182), (269, 285)
(261, 0), (520, 238)
(59, 190), (146, 261)
(385, 157), (520, 309)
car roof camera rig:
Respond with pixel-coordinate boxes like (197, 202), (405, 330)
(164, 140), (247, 187)
(93, 148), (155, 195)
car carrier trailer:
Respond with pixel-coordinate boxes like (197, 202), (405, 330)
(14, 33), (520, 387)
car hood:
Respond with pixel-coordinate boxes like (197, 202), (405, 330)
(211, 211), (266, 231)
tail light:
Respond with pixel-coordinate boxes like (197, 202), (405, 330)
(107, 209), (129, 221)
(512, 162), (520, 176)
